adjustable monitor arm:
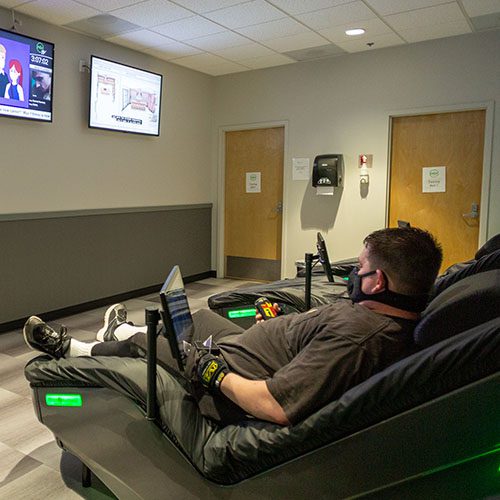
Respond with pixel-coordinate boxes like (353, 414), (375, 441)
(304, 252), (320, 311)
(146, 307), (160, 421)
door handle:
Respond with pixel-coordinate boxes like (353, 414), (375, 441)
(462, 202), (479, 219)
(274, 201), (283, 214)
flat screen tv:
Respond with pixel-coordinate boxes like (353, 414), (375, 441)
(0, 28), (54, 122)
(89, 56), (162, 136)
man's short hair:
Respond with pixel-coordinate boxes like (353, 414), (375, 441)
(364, 227), (442, 295)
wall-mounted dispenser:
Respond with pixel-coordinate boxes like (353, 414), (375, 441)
(312, 154), (343, 195)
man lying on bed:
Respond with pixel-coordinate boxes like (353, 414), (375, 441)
(23, 227), (442, 426)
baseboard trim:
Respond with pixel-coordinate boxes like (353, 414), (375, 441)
(0, 270), (216, 333)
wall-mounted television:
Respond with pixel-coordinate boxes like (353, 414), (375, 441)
(0, 28), (54, 122)
(89, 56), (162, 136)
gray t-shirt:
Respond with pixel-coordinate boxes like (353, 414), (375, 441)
(219, 300), (416, 424)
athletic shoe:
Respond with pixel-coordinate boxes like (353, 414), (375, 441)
(96, 303), (128, 342)
(23, 316), (70, 359)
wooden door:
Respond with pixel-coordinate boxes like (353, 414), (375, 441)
(224, 127), (284, 281)
(389, 110), (485, 271)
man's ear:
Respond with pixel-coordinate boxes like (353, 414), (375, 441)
(372, 269), (387, 292)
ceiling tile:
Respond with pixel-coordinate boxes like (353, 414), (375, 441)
(398, 19), (472, 43)
(72, 0), (141, 11)
(385, 3), (467, 31)
(268, 0), (354, 16)
(213, 42), (276, 60)
(204, 0), (286, 29)
(187, 30), (250, 50)
(152, 15), (226, 40)
(171, 0), (246, 14)
(334, 31), (404, 52)
(202, 62), (250, 76)
(65, 14), (141, 38)
(461, 0), (500, 17)
(16, 0), (100, 26)
(106, 29), (173, 49)
(470, 12), (500, 31)
(236, 17), (310, 40)
(145, 40), (202, 60)
(172, 52), (248, 74)
(319, 17), (394, 43)
(364, 0), (450, 16)
(263, 30), (329, 52)
(239, 52), (294, 69)
(0, 0), (28, 8)
(112, 0), (192, 28)
(283, 43), (345, 61)
(297, 1), (376, 31)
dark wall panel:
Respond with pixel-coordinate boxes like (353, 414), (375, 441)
(0, 206), (212, 324)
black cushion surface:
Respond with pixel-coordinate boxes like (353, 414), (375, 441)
(415, 269), (500, 347)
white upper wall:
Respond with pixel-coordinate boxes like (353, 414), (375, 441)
(0, 8), (214, 214)
(213, 30), (500, 277)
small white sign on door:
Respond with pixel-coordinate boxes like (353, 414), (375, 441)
(246, 172), (261, 193)
(422, 166), (446, 193)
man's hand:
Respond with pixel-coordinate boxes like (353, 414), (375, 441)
(197, 353), (229, 393)
(255, 303), (280, 323)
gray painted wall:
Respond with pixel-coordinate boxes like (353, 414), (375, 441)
(0, 7), (214, 214)
(0, 206), (211, 324)
(0, 10), (215, 325)
(213, 29), (500, 277)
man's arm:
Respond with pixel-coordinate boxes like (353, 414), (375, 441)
(220, 373), (290, 426)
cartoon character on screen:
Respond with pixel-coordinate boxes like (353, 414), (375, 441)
(4, 59), (25, 101)
(0, 44), (9, 97)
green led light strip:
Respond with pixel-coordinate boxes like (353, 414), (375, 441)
(45, 393), (83, 407)
(228, 308), (257, 319)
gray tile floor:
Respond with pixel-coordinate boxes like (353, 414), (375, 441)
(0, 277), (252, 499)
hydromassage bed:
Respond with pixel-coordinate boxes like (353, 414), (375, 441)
(24, 268), (500, 499)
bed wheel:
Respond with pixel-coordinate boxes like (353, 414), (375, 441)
(82, 463), (92, 488)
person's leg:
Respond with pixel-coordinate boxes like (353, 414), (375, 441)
(90, 335), (146, 359)
(191, 309), (245, 343)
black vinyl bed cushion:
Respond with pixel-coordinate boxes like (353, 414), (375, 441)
(25, 316), (499, 485)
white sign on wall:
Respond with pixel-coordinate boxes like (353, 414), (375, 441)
(292, 157), (310, 180)
(422, 166), (446, 193)
(246, 172), (261, 193)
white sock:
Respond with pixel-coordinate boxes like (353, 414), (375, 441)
(113, 323), (147, 341)
(68, 339), (99, 357)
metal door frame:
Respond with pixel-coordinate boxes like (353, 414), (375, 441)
(386, 101), (494, 246)
(216, 121), (289, 278)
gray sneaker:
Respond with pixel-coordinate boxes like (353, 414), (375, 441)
(23, 316), (70, 359)
(96, 304), (128, 341)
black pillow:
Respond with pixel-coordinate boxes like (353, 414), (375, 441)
(431, 249), (500, 299)
(414, 269), (500, 347)
(475, 233), (500, 259)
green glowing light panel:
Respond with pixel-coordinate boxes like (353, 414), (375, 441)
(45, 393), (83, 407)
(227, 308), (257, 319)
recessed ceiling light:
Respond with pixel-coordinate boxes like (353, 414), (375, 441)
(345, 28), (365, 36)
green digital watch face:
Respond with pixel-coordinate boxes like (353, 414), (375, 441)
(45, 393), (83, 407)
(227, 308), (257, 319)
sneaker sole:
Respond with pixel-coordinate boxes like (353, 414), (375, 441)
(97, 304), (124, 342)
(23, 316), (43, 351)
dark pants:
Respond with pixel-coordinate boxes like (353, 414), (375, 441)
(92, 309), (248, 424)
(91, 308), (244, 372)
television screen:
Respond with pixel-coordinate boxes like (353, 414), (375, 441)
(89, 56), (162, 136)
(0, 28), (54, 122)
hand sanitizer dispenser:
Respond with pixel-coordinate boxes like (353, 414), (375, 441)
(312, 154), (343, 195)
